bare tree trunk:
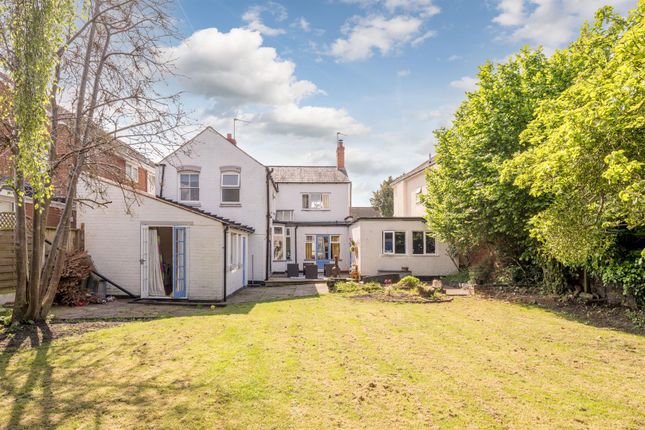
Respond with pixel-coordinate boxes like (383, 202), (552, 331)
(24, 205), (43, 319)
(11, 173), (28, 324)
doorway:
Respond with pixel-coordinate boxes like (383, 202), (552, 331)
(141, 225), (187, 298)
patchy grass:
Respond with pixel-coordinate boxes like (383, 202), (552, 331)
(0, 295), (643, 429)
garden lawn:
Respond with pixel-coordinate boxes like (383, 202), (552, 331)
(1, 295), (643, 429)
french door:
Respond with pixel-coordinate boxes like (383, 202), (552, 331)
(315, 235), (331, 269)
(140, 225), (188, 299)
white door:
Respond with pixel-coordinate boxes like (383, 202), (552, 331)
(140, 225), (149, 297)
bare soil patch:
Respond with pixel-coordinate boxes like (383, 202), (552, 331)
(0, 320), (125, 351)
(476, 285), (644, 335)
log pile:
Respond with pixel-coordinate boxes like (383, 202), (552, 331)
(55, 251), (95, 306)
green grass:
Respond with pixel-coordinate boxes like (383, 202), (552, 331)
(1, 296), (644, 429)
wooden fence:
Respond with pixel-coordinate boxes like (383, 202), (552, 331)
(0, 212), (82, 294)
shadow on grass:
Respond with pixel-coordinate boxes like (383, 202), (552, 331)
(476, 288), (644, 336)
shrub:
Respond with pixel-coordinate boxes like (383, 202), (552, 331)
(441, 269), (469, 284)
(333, 281), (382, 294)
(397, 276), (423, 290)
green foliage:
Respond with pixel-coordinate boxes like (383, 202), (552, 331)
(626, 309), (645, 329)
(370, 176), (394, 217)
(503, 4), (643, 269)
(597, 253), (645, 307)
(425, 2), (644, 297)
(333, 281), (382, 294)
(4, 0), (74, 206)
(441, 269), (469, 284)
(396, 276), (423, 289)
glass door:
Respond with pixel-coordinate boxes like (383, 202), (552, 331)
(172, 226), (187, 298)
(315, 235), (331, 269)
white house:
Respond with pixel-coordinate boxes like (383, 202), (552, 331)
(78, 128), (457, 302)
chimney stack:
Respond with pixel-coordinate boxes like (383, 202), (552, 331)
(336, 139), (345, 170)
(226, 133), (237, 146)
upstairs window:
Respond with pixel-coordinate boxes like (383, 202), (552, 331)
(125, 163), (138, 182)
(276, 210), (294, 221)
(302, 192), (330, 210)
(179, 172), (199, 202)
(221, 171), (240, 203)
(147, 174), (156, 194)
(415, 187), (423, 204)
(413, 231), (436, 254)
(383, 231), (406, 255)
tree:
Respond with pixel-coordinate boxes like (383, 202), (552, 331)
(502, 2), (644, 302)
(1, 0), (185, 323)
(424, 4), (633, 284)
(371, 176), (394, 217)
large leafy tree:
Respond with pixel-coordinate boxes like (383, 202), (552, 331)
(371, 176), (394, 217)
(424, 4), (633, 280)
(502, 2), (644, 300)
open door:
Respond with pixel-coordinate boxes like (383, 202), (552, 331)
(172, 226), (187, 298)
(140, 225), (149, 297)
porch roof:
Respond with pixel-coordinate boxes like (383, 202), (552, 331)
(155, 197), (255, 233)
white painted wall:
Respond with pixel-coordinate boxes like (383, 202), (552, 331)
(350, 219), (457, 277)
(160, 127), (268, 281)
(392, 171), (426, 217)
(272, 182), (351, 222)
(78, 180), (229, 300)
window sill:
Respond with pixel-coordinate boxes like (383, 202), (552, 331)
(220, 203), (242, 207)
(411, 253), (439, 257)
(301, 209), (330, 211)
(381, 253), (408, 257)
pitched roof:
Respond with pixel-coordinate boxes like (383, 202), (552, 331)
(391, 157), (435, 186)
(268, 166), (350, 183)
(155, 196), (255, 233)
(350, 206), (381, 218)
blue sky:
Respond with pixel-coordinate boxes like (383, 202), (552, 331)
(166, 0), (635, 205)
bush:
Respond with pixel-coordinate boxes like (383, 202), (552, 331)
(333, 281), (382, 294)
(441, 269), (469, 284)
(598, 254), (645, 308)
(397, 276), (423, 289)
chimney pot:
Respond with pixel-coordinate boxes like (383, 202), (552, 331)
(336, 139), (345, 170)
(226, 133), (237, 146)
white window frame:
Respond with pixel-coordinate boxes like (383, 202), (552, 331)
(412, 231), (436, 255)
(383, 231), (406, 255)
(178, 171), (200, 203)
(331, 235), (341, 260)
(305, 235), (315, 260)
(415, 187), (423, 204)
(147, 173), (156, 195)
(276, 210), (294, 222)
(302, 192), (330, 210)
(221, 171), (241, 204)
(273, 226), (285, 261)
(125, 163), (138, 182)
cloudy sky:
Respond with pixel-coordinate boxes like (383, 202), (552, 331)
(166, 0), (635, 205)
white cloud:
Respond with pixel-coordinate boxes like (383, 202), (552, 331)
(447, 54), (462, 62)
(242, 2), (288, 36)
(260, 104), (370, 137)
(330, 0), (439, 61)
(330, 15), (423, 61)
(449, 76), (478, 91)
(164, 28), (318, 107)
(397, 69), (410, 77)
(411, 29), (436, 46)
(294, 16), (311, 32)
(492, 0), (634, 51)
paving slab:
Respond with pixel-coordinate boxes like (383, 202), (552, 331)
(52, 283), (328, 320)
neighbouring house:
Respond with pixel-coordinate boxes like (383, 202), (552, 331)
(77, 128), (456, 302)
(391, 156), (434, 217)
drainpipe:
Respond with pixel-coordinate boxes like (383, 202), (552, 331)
(159, 163), (166, 198)
(265, 168), (273, 281)
(294, 225), (298, 267)
(223, 225), (228, 301)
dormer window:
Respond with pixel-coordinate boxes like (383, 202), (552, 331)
(179, 171), (199, 202)
(221, 171), (240, 203)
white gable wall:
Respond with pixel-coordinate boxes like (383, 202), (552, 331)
(160, 128), (268, 281)
(77, 180), (227, 300)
